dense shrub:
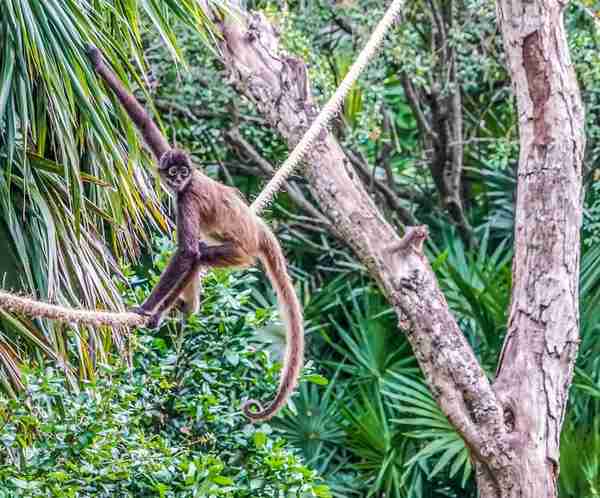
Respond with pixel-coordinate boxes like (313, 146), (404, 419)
(0, 240), (329, 498)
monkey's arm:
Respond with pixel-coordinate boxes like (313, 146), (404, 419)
(135, 206), (201, 320)
(86, 45), (170, 161)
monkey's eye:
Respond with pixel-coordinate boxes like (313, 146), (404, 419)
(179, 167), (190, 177)
(168, 166), (178, 176)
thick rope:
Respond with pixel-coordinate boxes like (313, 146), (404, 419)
(250, 0), (404, 213)
(0, 0), (403, 327)
(0, 291), (146, 327)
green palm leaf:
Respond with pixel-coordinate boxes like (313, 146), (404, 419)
(384, 373), (472, 488)
(0, 0), (224, 388)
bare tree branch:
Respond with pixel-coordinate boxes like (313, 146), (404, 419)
(225, 128), (330, 225)
(397, 3), (474, 247)
(211, 9), (510, 468)
(153, 99), (268, 126)
(445, 49), (474, 247)
(344, 148), (417, 225)
(400, 76), (437, 141)
(378, 110), (397, 190)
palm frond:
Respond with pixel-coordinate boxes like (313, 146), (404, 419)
(0, 0), (225, 387)
(384, 373), (472, 489)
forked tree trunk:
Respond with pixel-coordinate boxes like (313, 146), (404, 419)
(207, 1), (584, 495)
(478, 0), (585, 496)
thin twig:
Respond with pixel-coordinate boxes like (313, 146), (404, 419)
(346, 148), (417, 225)
(226, 129), (330, 225)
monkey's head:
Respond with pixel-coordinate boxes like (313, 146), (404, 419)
(158, 149), (193, 193)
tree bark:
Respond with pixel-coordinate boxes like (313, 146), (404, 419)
(485, 0), (585, 496)
(207, 3), (584, 496)
(213, 9), (510, 469)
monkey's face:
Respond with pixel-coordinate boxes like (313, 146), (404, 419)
(159, 149), (192, 193)
(161, 163), (192, 192)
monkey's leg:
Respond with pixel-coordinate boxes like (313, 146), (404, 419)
(197, 242), (252, 268)
(144, 267), (201, 328)
(179, 276), (201, 316)
(144, 241), (219, 320)
(168, 242), (244, 318)
(172, 242), (208, 315)
(137, 242), (225, 327)
(132, 248), (198, 328)
(136, 243), (250, 328)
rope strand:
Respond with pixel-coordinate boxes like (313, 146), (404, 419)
(0, 0), (403, 326)
(250, 0), (404, 213)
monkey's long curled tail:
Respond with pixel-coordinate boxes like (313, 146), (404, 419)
(242, 228), (304, 422)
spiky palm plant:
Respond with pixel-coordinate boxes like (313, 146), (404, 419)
(0, 0), (221, 390)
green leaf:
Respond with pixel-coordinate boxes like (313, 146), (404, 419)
(211, 475), (234, 486)
(304, 374), (328, 385)
(254, 431), (267, 449)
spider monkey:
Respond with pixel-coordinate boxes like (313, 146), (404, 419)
(86, 46), (304, 422)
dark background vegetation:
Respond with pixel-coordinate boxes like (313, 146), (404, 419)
(1, 0), (600, 496)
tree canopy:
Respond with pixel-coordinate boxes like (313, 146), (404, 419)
(1, 0), (600, 497)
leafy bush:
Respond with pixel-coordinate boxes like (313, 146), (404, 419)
(273, 282), (474, 498)
(0, 240), (330, 498)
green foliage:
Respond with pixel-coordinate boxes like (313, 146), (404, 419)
(0, 240), (329, 497)
(429, 226), (512, 370)
(559, 419), (600, 498)
(0, 0), (225, 388)
(272, 283), (475, 498)
(272, 376), (358, 497)
(322, 287), (417, 389)
(385, 375), (471, 489)
(3, 0), (600, 497)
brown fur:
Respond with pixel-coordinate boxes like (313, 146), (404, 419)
(87, 46), (304, 421)
(184, 173), (305, 421)
(159, 149), (191, 170)
(86, 45), (170, 161)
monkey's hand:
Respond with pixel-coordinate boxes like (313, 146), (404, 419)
(85, 44), (103, 68)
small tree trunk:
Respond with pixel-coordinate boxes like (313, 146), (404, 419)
(208, 4), (584, 496)
(478, 1), (585, 496)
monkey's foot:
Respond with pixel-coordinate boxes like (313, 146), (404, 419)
(130, 306), (162, 329)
